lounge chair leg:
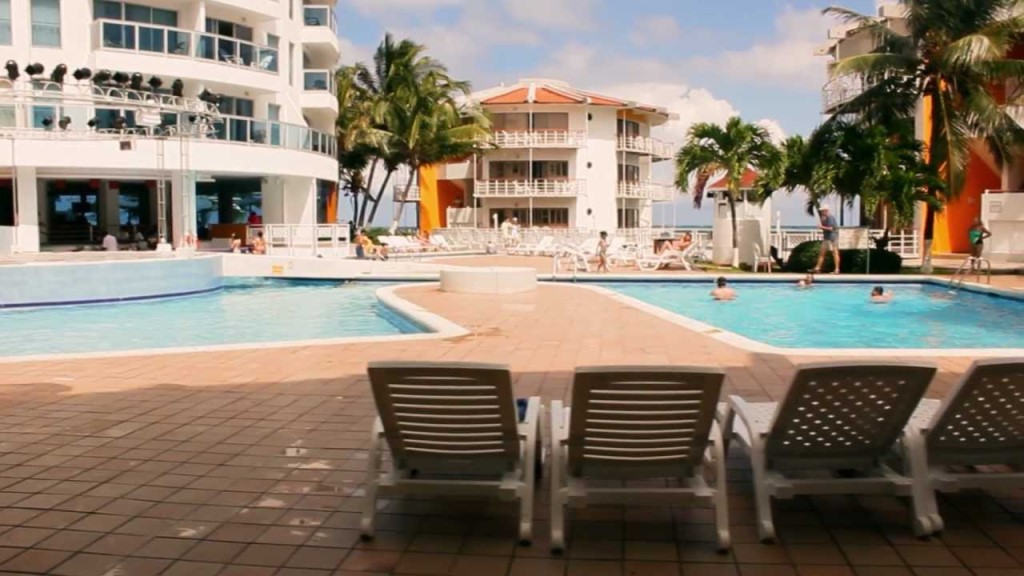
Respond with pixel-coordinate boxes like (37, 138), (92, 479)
(361, 420), (384, 540)
(710, 423), (731, 551)
(903, 432), (939, 537)
(751, 450), (776, 543)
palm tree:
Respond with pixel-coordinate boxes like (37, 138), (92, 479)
(386, 70), (491, 233)
(675, 117), (782, 268)
(825, 0), (1024, 271)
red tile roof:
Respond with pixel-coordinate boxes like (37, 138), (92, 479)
(707, 168), (760, 191)
(475, 79), (669, 120)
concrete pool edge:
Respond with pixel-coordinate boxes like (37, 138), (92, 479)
(0, 282), (469, 364)
(576, 282), (1024, 358)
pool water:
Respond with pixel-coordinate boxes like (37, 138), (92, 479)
(604, 281), (1024, 349)
(0, 279), (423, 357)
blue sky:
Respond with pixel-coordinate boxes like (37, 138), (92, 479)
(336, 0), (879, 227)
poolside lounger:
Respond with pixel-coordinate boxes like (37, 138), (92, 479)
(509, 235), (554, 256)
(637, 242), (696, 271)
(753, 243), (773, 273)
(903, 359), (1024, 535)
(362, 362), (540, 543)
(720, 361), (937, 541)
(550, 366), (730, 551)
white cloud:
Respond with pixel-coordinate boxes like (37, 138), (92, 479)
(629, 15), (680, 47)
(501, 0), (598, 30)
(347, 0), (468, 16)
(684, 6), (831, 90)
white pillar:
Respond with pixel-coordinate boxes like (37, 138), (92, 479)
(262, 177), (285, 224)
(14, 167), (38, 253)
(171, 171), (196, 244)
(281, 176), (316, 225)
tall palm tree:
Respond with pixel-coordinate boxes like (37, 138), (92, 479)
(675, 117), (782, 267)
(825, 0), (1024, 270)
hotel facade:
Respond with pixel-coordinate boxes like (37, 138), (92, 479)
(0, 0), (340, 254)
(417, 79), (677, 234)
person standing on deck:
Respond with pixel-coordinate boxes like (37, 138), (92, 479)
(813, 205), (840, 274)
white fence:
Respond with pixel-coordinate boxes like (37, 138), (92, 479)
(249, 224), (351, 257)
(432, 226), (920, 260)
(491, 130), (587, 148)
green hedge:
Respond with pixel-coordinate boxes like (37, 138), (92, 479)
(784, 240), (903, 274)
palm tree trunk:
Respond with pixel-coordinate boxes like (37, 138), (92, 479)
(389, 168), (417, 234)
(728, 192), (739, 268)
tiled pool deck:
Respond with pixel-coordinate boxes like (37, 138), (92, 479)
(0, 258), (1021, 575)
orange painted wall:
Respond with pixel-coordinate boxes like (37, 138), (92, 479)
(417, 166), (465, 232)
(933, 151), (999, 253)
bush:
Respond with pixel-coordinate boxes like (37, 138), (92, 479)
(784, 240), (903, 274)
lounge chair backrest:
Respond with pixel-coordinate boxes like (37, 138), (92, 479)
(567, 366), (724, 479)
(753, 243), (762, 259)
(925, 359), (1024, 466)
(367, 362), (521, 475)
(765, 362), (936, 469)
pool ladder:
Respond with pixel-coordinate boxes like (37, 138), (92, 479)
(949, 256), (991, 291)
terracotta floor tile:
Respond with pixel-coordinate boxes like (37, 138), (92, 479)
(680, 565), (740, 576)
(795, 566), (855, 576)
(623, 560), (681, 576)
(340, 549), (403, 572)
(394, 552), (456, 575)
(896, 546), (963, 567)
(567, 559), (623, 576)
(160, 560), (225, 576)
(181, 540), (245, 563)
(50, 552), (119, 576)
(0, 548), (72, 573)
(739, 566), (798, 576)
(950, 546), (1019, 568)
(449, 554), (511, 576)
(286, 546), (347, 570)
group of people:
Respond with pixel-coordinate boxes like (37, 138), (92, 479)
(711, 275), (892, 303)
(500, 217), (522, 247)
(228, 231), (266, 255)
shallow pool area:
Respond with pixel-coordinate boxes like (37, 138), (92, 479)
(603, 281), (1024, 350)
(0, 279), (424, 357)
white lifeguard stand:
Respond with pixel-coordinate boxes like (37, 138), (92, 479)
(705, 169), (773, 267)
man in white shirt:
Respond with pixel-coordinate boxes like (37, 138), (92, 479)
(102, 232), (118, 251)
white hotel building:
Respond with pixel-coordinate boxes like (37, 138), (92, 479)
(0, 0), (340, 254)
(422, 79), (676, 234)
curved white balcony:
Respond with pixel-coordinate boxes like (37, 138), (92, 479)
(475, 179), (583, 197)
(91, 20), (281, 93)
(0, 90), (336, 180)
(302, 70), (339, 115)
(822, 72), (907, 113)
(617, 181), (675, 202)
(617, 135), (673, 160)
(205, 0), (280, 21)
(491, 130), (586, 148)
(302, 6), (340, 61)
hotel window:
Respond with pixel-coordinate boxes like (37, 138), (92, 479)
(618, 208), (640, 228)
(94, 108), (137, 129)
(0, 106), (14, 127)
(95, 2), (177, 25)
(491, 113), (528, 131)
(218, 96), (254, 118)
(532, 161), (569, 179)
(0, 180), (13, 227)
(531, 208), (569, 227)
(289, 43), (295, 86)
(531, 113), (568, 130)
(32, 105), (58, 129)
(31, 0), (61, 47)
(205, 18), (252, 41)
(617, 119), (640, 138)
(0, 0), (10, 45)
(618, 164), (640, 182)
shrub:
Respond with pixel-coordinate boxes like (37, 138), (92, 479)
(784, 240), (903, 274)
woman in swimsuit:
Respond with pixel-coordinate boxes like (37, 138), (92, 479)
(968, 217), (991, 259)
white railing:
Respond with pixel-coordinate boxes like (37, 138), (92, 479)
(93, 19), (279, 74)
(822, 72), (907, 112)
(249, 224), (351, 257)
(475, 179), (583, 197)
(490, 130), (587, 148)
(0, 79), (219, 116)
(617, 181), (675, 202)
(617, 135), (673, 158)
(393, 183), (420, 201)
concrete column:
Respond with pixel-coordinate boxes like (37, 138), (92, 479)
(170, 171), (196, 245)
(261, 177), (285, 224)
(99, 182), (120, 235)
(14, 167), (38, 253)
(282, 176), (316, 225)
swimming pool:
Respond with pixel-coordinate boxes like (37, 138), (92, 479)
(0, 279), (425, 358)
(602, 281), (1024, 350)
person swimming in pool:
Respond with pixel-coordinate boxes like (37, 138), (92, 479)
(797, 272), (814, 289)
(711, 277), (736, 301)
(870, 286), (892, 303)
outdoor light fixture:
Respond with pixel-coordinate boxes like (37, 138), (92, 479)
(4, 61), (17, 81)
(50, 64), (67, 84)
(58, 116), (71, 130)
(92, 70), (112, 85)
(148, 76), (163, 91)
(87, 117), (97, 128)
(24, 63), (44, 77)
(41, 117), (53, 128)
(112, 71), (130, 85)
(72, 67), (92, 81)
(171, 79), (184, 97)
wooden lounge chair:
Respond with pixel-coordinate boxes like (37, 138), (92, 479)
(903, 359), (1024, 535)
(362, 362), (540, 543)
(720, 361), (937, 541)
(550, 366), (730, 551)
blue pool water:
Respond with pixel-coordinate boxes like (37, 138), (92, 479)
(0, 279), (423, 357)
(603, 281), (1024, 349)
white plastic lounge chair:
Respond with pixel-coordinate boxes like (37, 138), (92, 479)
(753, 243), (773, 273)
(637, 242), (696, 271)
(362, 362), (540, 543)
(720, 361), (937, 541)
(607, 238), (638, 267)
(903, 359), (1024, 535)
(510, 235), (554, 256)
(551, 366), (730, 551)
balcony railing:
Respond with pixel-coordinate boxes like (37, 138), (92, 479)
(303, 6), (337, 33)
(303, 70), (336, 93)
(617, 181), (675, 202)
(393, 182), (420, 201)
(616, 135), (673, 158)
(0, 79), (219, 115)
(490, 130), (586, 148)
(475, 179), (583, 197)
(821, 72), (908, 112)
(0, 89), (335, 159)
(94, 19), (279, 74)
